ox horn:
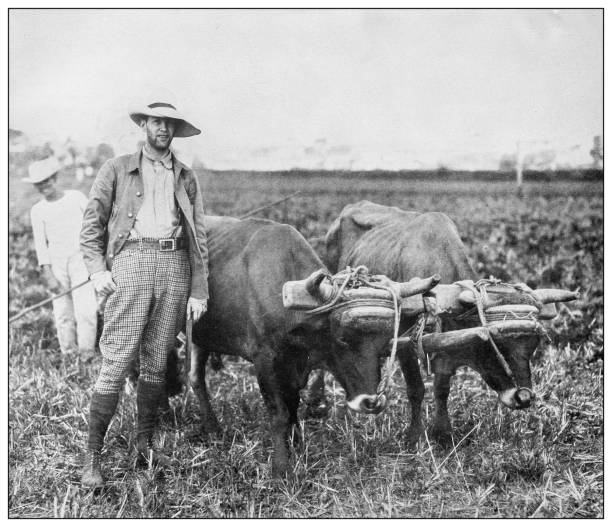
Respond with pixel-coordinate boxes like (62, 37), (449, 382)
(304, 269), (335, 303)
(397, 274), (441, 298)
(459, 287), (580, 306)
(533, 288), (580, 304)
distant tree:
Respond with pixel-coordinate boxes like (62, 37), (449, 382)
(9, 128), (24, 142)
(65, 138), (79, 165)
(92, 143), (115, 169)
(96, 143), (115, 161)
(436, 164), (450, 177)
(590, 135), (602, 169)
(498, 154), (516, 171)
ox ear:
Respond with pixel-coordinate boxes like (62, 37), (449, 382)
(533, 288), (580, 304)
(304, 269), (334, 303)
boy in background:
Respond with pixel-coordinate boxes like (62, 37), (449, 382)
(25, 157), (98, 357)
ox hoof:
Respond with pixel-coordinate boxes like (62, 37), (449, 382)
(271, 460), (289, 479)
(199, 420), (222, 441)
(404, 425), (424, 449)
(429, 425), (453, 447)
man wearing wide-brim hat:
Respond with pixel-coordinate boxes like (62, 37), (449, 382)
(80, 92), (209, 488)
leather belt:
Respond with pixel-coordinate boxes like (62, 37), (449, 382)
(125, 237), (188, 251)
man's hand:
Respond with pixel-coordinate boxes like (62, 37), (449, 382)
(91, 270), (116, 297)
(187, 297), (208, 321)
(41, 265), (62, 295)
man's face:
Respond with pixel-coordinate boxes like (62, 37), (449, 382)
(34, 174), (58, 199)
(142, 116), (176, 151)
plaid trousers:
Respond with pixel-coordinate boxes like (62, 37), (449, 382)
(94, 245), (190, 394)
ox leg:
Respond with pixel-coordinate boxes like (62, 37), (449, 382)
(430, 372), (453, 445)
(397, 348), (425, 447)
(302, 369), (329, 419)
(189, 342), (221, 437)
(284, 380), (303, 451)
(158, 346), (181, 425)
(254, 353), (300, 477)
(280, 352), (310, 450)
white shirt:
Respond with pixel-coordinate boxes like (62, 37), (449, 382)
(129, 147), (181, 239)
(30, 190), (88, 266)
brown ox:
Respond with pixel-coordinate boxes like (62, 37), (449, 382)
(313, 200), (576, 443)
(185, 215), (423, 475)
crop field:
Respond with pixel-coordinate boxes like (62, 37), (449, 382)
(8, 169), (603, 518)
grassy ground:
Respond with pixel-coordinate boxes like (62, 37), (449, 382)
(8, 172), (603, 518)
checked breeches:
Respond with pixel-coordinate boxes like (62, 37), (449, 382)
(94, 246), (190, 394)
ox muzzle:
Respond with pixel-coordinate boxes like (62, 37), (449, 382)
(498, 386), (535, 409)
(347, 393), (388, 414)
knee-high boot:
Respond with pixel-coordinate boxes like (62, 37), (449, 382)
(81, 391), (119, 488)
(136, 379), (170, 468)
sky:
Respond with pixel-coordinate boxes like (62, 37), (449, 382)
(9, 8), (603, 169)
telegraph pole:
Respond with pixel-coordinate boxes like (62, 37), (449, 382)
(516, 140), (524, 197)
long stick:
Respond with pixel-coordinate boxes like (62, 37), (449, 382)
(9, 279), (91, 324)
(185, 316), (193, 384)
(10, 193), (300, 325)
(238, 191), (300, 219)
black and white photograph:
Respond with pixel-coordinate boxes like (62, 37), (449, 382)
(6, 6), (603, 518)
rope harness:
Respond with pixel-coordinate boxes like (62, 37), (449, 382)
(454, 279), (517, 380)
(397, 295), (440, 376)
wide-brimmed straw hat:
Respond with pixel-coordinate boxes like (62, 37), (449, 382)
(23, 157), (61, 184)
(129, 91), (201, 138)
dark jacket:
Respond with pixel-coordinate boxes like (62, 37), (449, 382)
(80, 147), (209, 299)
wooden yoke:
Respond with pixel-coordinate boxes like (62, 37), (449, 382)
(282, 272), (440, 311)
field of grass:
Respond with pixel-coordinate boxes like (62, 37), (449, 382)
(8, 169), (603, 518)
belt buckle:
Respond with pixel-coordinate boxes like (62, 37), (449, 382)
(159, 238), (176, 251)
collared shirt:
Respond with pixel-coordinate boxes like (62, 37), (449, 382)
(129, 146), (181, 239)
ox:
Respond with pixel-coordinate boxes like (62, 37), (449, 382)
(185, 215), (423, 475)
(313, 200), (577, 443)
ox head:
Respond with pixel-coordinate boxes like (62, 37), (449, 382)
(327, 305), (394, 414)
(304, 269), (439, 414)
(436, 328), (541, 410)
(441, 285), (579, 410)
